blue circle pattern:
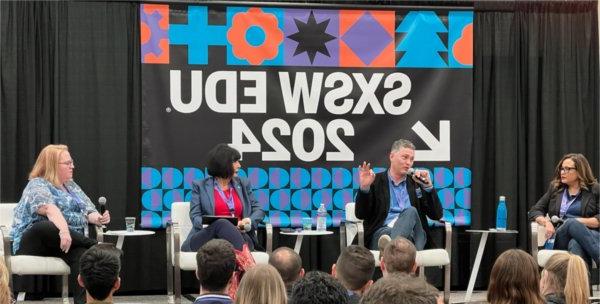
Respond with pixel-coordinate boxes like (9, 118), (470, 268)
(139, 166), (472, 228)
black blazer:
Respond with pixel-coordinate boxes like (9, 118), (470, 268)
(528, 182), (599, 224)
(355, 172), (443, 248)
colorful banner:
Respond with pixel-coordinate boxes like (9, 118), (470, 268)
(140, 3), (473, 228)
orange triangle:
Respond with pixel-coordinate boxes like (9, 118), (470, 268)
(369, 41), (395, 67)
(339, 10), (364, 36)
(339, 40), (365, 67)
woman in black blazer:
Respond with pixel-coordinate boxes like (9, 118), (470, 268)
(528, 153), (599, 267)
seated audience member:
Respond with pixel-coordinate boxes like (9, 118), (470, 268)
(487, 249), (545, 304)
(380, 236), (417, 276)
(235, 264), (287, 304)
(360, 273), (442, 304)
(77, 244), (122, 304)
(269, 247), (304, 296)
(540, 252), (589, 304)
(331, 245), (375, 304)
(0, 259), (12, 304)
(195, 239), (237, 304)
(289, 271), (349, 304)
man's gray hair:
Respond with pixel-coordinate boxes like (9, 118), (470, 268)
(390, 139), (415, 153)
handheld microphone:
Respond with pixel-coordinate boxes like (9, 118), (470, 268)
(98, 196), (107, 214)
(243, 223), (251, 232)
(551, 215), (564, 224)
(407, 168), (428, 184)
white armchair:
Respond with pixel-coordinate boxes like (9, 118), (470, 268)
(530, 221), (569, 267)
(0, 203), (69, 303)
(166, 202), (271, 304)
(341, 202), (452, 304)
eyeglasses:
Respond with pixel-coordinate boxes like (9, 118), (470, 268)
(559, 167), (576, 173)
(59, 160), (74, 166)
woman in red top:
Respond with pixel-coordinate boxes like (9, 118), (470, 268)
(182, 144), (265, 252)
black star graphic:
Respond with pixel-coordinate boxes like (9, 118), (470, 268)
(287, 11), (336, 63)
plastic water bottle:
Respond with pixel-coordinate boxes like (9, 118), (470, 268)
(496, 196), (507, 231)
(316, 203), (327, 231)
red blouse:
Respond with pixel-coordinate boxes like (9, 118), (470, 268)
(213, 187), (243, 219)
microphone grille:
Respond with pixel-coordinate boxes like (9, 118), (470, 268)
(407, 168), (415, 175)
(98, 196), (107, 205)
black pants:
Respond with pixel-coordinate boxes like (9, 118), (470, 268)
(181, 219), (253, 252)
(16, 220), (97, 304)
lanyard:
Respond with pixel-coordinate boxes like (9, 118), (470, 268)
(215, 182), (235, 216)
(559, 189), (580, 218)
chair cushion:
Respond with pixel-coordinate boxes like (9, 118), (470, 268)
(537, 249), (568, 267)
(252, 251), (269, 265)
(416, 249), (450, 267)
(178, 252), (198, 271)
(370, 250), (381, 267)
(9, 255), (70, 275)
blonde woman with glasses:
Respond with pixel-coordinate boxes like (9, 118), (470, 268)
(528, 153), (599, 268)
(235, 264), (287, 304)
(9, 144), (110, 304)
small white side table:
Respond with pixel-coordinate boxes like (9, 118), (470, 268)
(280, 230), (333, 253)
(103, 230), (155, 250)
(464, 229), (518, 302)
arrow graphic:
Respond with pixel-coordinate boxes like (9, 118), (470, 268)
(412, 120), (450, 161)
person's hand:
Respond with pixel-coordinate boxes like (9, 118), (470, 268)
(412, 169), (433, 188)
(544, 221), (555, 239)
(359, 161), (375, 191)
(99, 210), (110, 225)
(59, 230), (72, 253)
(237, 218), (252, 231)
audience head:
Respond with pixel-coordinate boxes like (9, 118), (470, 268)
(29, 144), (71, 186)
(487, 249), (544, 304)
(332, 245), (375, 294)
(235, 264), (287, 304)
(381, 236), (417, 275)
(552, 153), (597, 190)
(289, 271), (348, 304)
(360, 273), (442, 304)
(206, 143), (242, 179)
(0, 259), (12, 304)
(540, 252), (589, 304)
(269, 247), (304, 292)
(77, 244), (122, 302)
(196, 239), (236, 294)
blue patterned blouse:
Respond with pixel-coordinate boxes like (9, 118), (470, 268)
(10, 177), (97, 253)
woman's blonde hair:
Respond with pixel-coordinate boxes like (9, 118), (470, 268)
(487, 249), (545, 304)
(541, 252), (589, 304)
(551, 153), (598, 191)
(29, 144), (69, 187)
(0, 259), (12, 304)
(235, 264), (287, 304)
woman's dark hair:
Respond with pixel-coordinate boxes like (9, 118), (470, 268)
(207, 143), (241, 179)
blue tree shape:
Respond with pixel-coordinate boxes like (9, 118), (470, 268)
(396, 11), (448, 68)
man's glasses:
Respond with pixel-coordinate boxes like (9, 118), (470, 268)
(559, 167), (576, 173)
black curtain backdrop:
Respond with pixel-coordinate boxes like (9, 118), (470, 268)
(1, 0), (598, 296)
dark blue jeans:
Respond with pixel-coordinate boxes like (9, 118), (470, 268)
(554, 218), (600, 267)
(369, 206), (426, 250)
(181, 219), (252, 252)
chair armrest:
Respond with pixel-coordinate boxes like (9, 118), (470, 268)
(266, 222), (273, 254)
(355, 220), (364, 247)
(94, 225), (104, 243)
(443, 221), (452, 254)
(530, 221), (539, 260)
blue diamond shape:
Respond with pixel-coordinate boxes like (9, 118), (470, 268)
(342, 12), (392, 65)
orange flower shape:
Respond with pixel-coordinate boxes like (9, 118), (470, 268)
(227, 7), (284, 65)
